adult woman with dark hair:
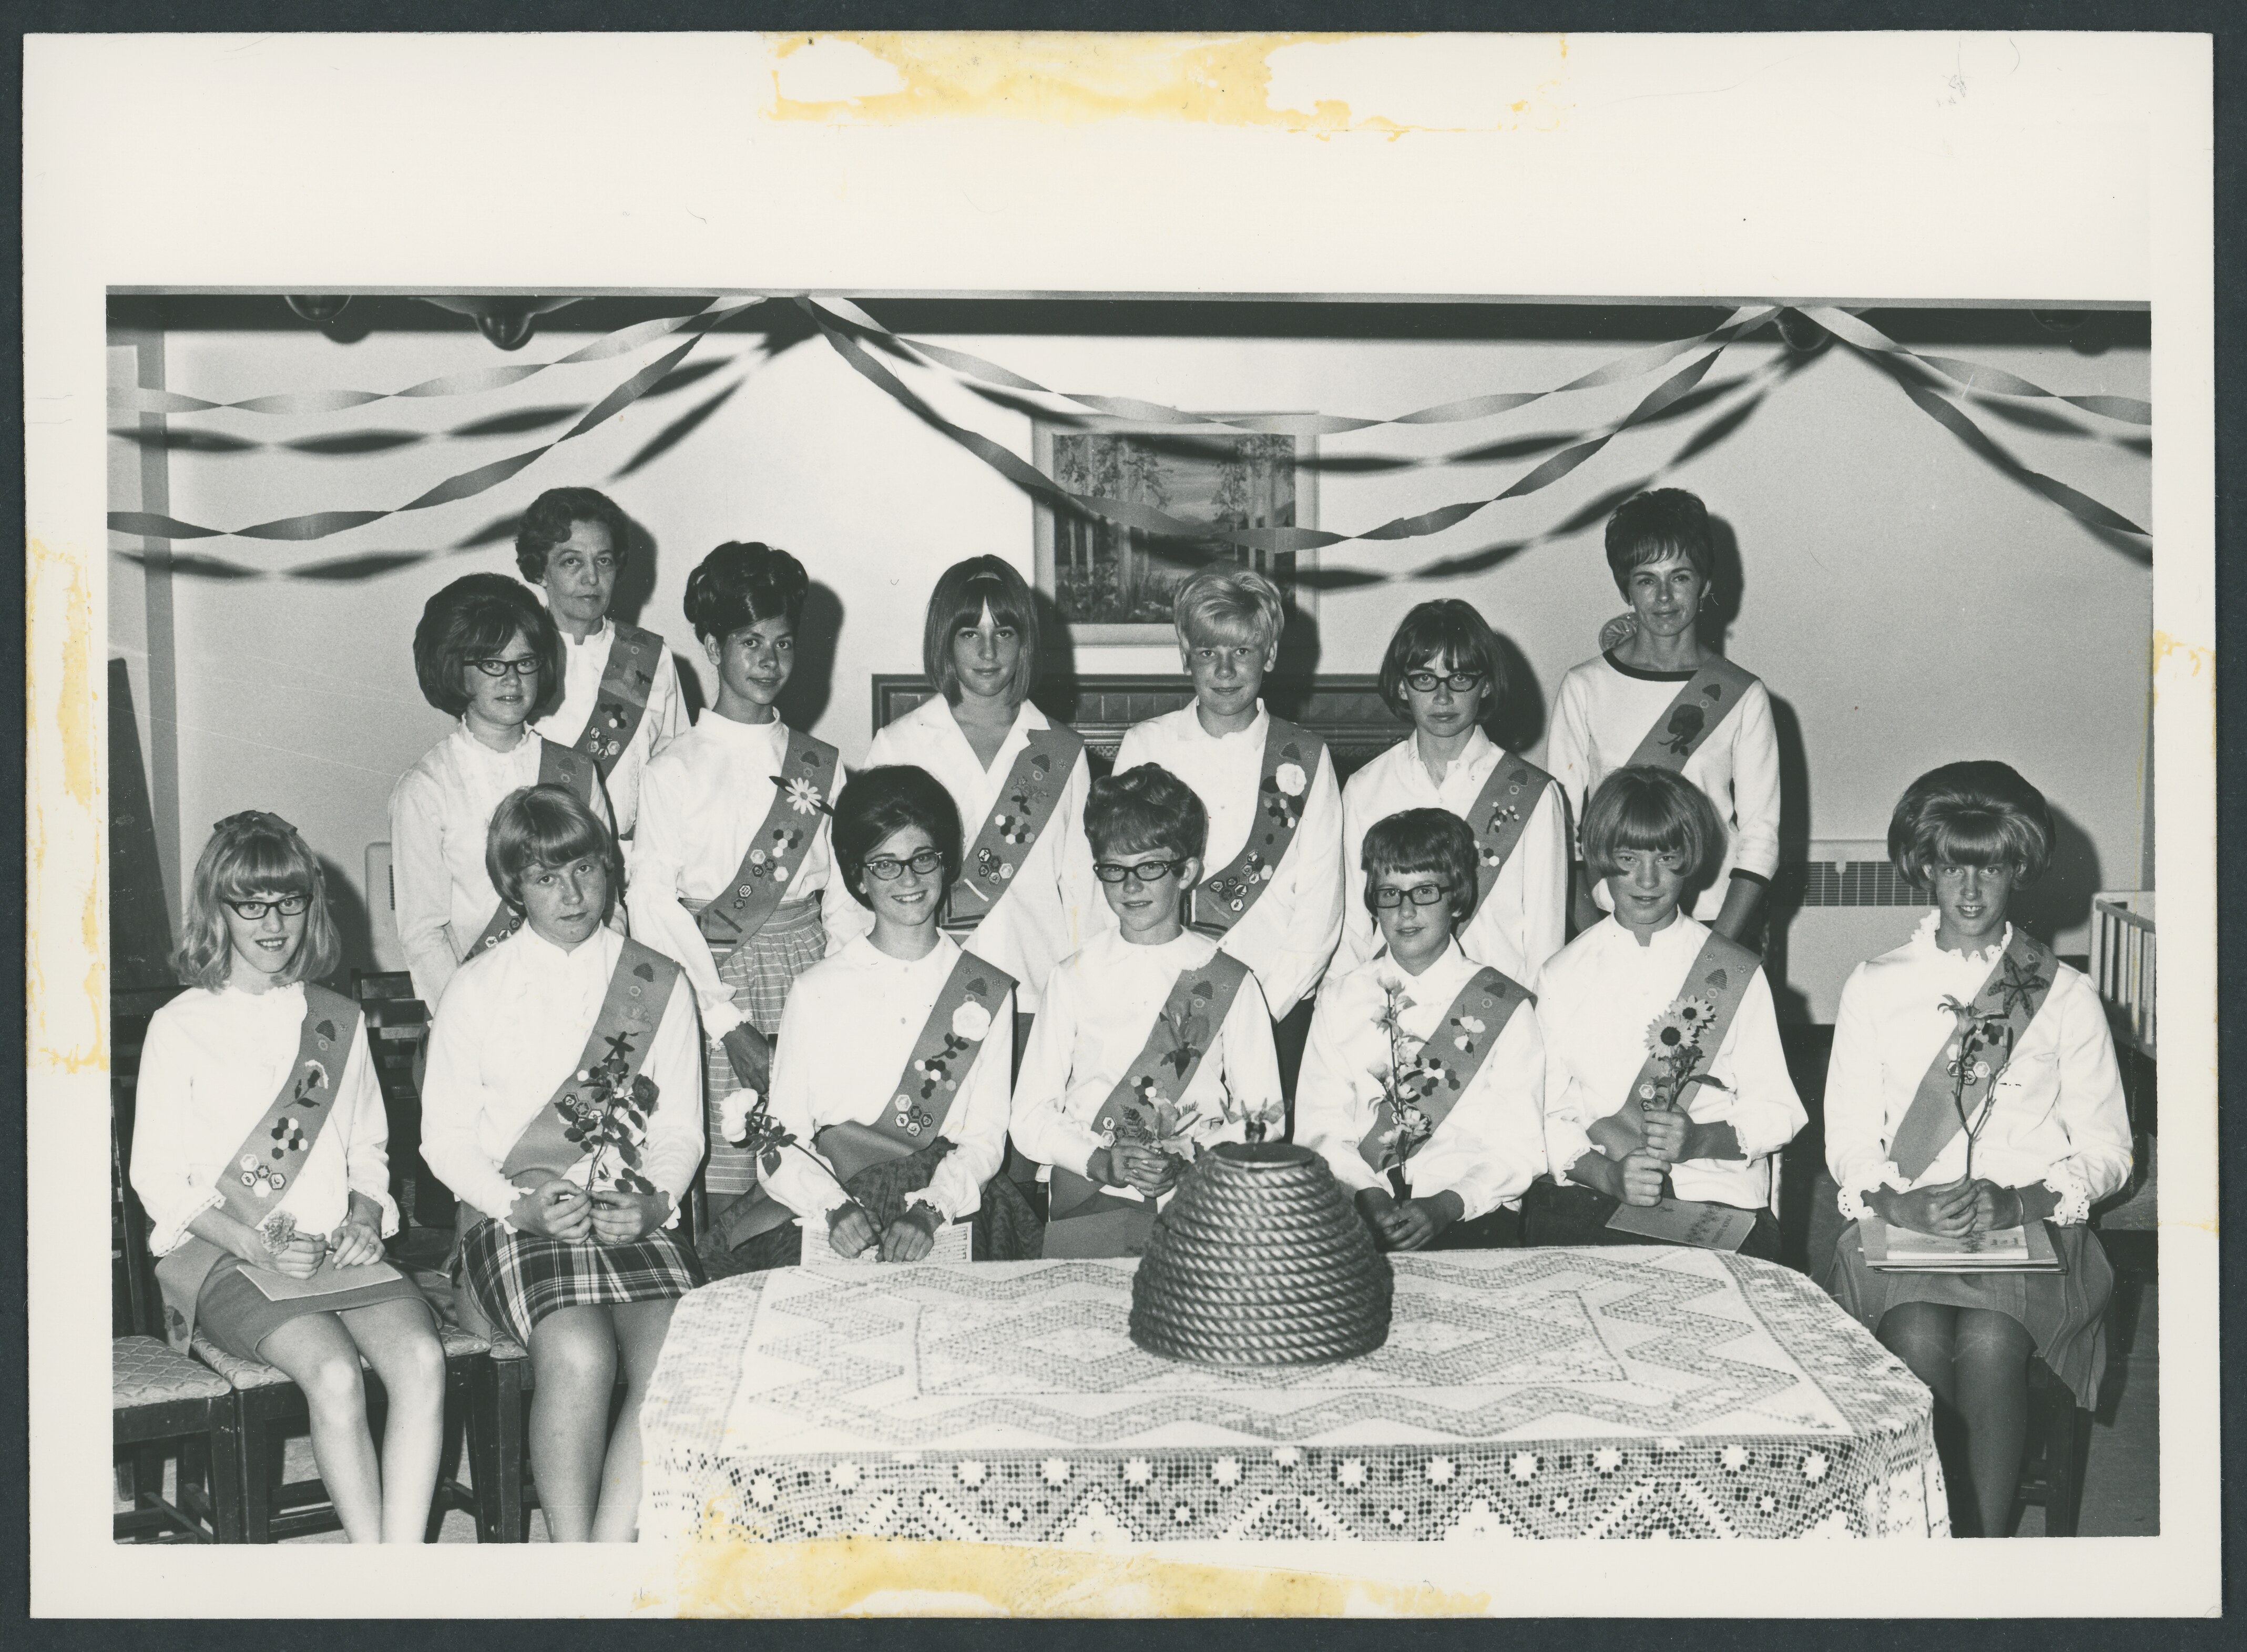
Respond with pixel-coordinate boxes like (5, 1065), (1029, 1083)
(420, 783), (703, 1543)
(1339, 600), (1567, 983)
(1822, 761), (2131, 1537)
(748, 765), (1036, 1266)
(516, 486), (688, 840)
(627, 542), (869, 1250)
(389, 573), (607, 1015)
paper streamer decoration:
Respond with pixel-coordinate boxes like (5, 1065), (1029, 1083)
(1802, 308), (2151, 426)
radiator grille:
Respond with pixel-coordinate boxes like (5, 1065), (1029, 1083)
(1787, 860), (1923, 907)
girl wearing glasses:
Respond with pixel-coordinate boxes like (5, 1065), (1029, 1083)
(626, 544), (870, 1262)
(390, 574), (611, 1017)
(1339, 601), (1568, 984)
(758, 766), (1037, 1265)
(1296, 809), (1549, 1251)
(130, 812), (446, 1543)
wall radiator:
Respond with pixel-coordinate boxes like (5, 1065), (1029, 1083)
(2089, 891), (2156, 1058)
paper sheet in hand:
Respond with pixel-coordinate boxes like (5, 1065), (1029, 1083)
(1861, 1217), (2064, 1272)
(800, 1215), (972, 1271)
(242, 1257), (405, 1301)
(1603, 1195), (1759, 1252)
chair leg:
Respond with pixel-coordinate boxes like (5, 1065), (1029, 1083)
(497, 1364), (529, 1543)
(208, 1405), (247, 1543)
(2045, 1389), (2090, 1538)
(239, 1395), (280, 1544)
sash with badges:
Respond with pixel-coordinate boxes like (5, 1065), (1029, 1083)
(461, 938), (683, 1234)
(572, 622), (663, 779)
(1622, 655), (1759, 772)
(1190, 718), (1326, 936)
(941, 726), (1084, 935)
(461, 739), (605, 961)
(1463, 754), (1559, 913)
(1045, 952), (1253, 1258)
(1356, 965), (1531, 1194)
(154, 988), (403, 1352)
(1888, 927), (2056, 1179)
(692, 729), (840, 965)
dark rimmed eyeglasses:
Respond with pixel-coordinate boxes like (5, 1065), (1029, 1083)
(1093, 858), (1190, 886)
(863, 848), (947, 881)
(1402, 669), (1486, 695)
(468, 656), (542, 679)
(224, 893), (310, 921)
(1371, 882), (1451, 909)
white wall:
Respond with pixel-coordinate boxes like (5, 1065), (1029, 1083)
(113, 301), (2152, 1002)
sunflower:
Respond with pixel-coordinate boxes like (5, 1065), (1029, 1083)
(1645, 1007), (1695, 1057)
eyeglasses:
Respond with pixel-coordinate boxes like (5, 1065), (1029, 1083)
(1371, 883), (1450, 909)
(468, 656), (541, 679)
(1403, 669), (1486, 695)
(863, 848), (947, 881)
(224, 893), (310, 920)
(1093, 858), (1190, 886)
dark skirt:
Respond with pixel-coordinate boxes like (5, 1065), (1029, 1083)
(456, 1218), (704, 1348)
(716, 1170), (1045, 1275)
(194, 1255), (430, 1363)
(1520, 1175), (1782, 1262)
(1823, 1221), (2113, 1410)
(1428, 1203), (1523, 1250)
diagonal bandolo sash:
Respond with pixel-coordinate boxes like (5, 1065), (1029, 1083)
(941, 726), (1084, 934)
(462, 740), (606, 961)
(1889, 928), (2056, 1179)
(1594, 930), (1763, 1162)
(1623, 656), (1760, 771)
(1357, 965), (1532, 1181)
(1046, 953), (1253, 1249)
(1190, 718), (1326, 936)
(693, 729), (840, 964)
(459, 939), (682, 1234)
(154, 986), (371, 1351)
(1464, 754), (1559, 913)
(571, 622), (665, 779)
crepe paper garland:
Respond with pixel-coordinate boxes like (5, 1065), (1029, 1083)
(1801, 307), (2151, 426)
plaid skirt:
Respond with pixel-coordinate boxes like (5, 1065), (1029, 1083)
(688, 896), (826, 1196)
(455, 1217), (705, 1348)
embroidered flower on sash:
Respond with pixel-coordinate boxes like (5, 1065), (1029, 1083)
(785, 777), (824, 815)
(1275, 761), (1308, 798)
(951, 1002), (993, 1042)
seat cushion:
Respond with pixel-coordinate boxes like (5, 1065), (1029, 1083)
(114, 1335), (231, 1409)
(192, 1321), (490, 1391)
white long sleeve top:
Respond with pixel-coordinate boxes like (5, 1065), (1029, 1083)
(764, 935), (1015, 1226)
(1295, 943), (1548, 1220)
(1339, 729), (1569, 982)
(529, 614), (689, 840)
(1111, 702), (1345, 1015)
(1011, 929), (1283, 1184)
(864, 696), (1100, 1015)
(1824, 912), (2133, 1226)
(387, 721), (615, 1010)
(128, 980), (398, 1256)
(1546, 651), (1781, 920)
(626, 712), (870, 1039)
(1535, 913), (1805, 1211)
(419, 926), (703, 1230)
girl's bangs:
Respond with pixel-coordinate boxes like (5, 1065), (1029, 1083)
(944, 576), (1030, 638)
(1925, 811), (2020, 868)
(215, 831), (316, 901)
(523, 810), (609, 871)
(1609, 791), (1696, 856)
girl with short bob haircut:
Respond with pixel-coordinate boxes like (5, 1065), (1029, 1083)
(391, 574), (609, 1018)
(1341, 600), (1566, 984)
(628, 542), (868, 1253)
(1526, 766), (1804, 1260)
(131, 812), (445, 1543)
(1821, 761), (2130, 1537)
(421, 783), (705, 1542)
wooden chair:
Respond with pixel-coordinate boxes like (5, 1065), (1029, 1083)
(2014, 1356), (2091, 1536)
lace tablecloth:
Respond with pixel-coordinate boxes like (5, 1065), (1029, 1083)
(640, 1248), (1947, 1543)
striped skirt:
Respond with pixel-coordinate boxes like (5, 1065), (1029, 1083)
(688, 896), (826, 1197)
(456, 1217), (704, 1349)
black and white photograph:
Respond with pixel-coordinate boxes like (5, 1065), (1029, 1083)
(25, 27), (2220, 1622)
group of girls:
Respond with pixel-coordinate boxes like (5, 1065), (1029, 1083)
(130, 482), (2131, 1543)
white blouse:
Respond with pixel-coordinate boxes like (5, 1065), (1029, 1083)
(1546, 652), (1782, 921)
(1339, 729), (1569, 983)
(1111, 701), (1345, 1015)
(764, 935), (1016, 1227)
(387, 721), (616, 1010)
(1535, 913), (1805, 1211)
(128, 981), (397, 1256)
(420, 926), (703, 1229)
(864, 695), (1100, 1015)
(1824, 912), (2132, 1226)
(627, 712), (871, 1039)
(1295, 943), (1548, 1220)
(1012, 929), (1283, 1184)
(529, 614), (689, 840)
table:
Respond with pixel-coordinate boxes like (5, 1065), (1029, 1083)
(641, 1249), (1948, 1544)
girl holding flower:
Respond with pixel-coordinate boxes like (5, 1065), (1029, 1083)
(627, 543), (869, 1244)
(1526, 767), (1804, 1259)
(1822, 761), (2130, 1536)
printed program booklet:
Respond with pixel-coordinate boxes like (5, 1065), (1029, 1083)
(1604, 1195), (1760, 1252)
(1860, 1216), (2065, 1272)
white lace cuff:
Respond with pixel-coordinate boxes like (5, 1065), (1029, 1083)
(145, 1186), (227, 1258)
(1834, 1163), (1911, 1223)
(2042, 1159), (2092, 1227)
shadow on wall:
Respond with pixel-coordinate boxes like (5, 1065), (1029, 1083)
(1028, 584), (1082, 725)
(1275, 590), (1324, 680)
(1700, 512), (1745, 658)
(320, 852), (379, 986)
(608, 507), (662, 632)
(1487, 628), (1549, 755)
(1761, 688), (1815, 1026)
(2015, 800), (2103, 951)
(777, 582), (845, 736)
